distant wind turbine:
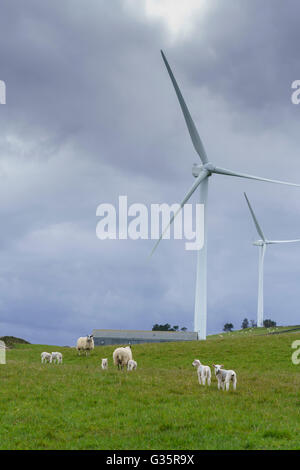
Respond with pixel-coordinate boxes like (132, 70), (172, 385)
(244, 192), (300, 328)
(151, 50), (300, 340)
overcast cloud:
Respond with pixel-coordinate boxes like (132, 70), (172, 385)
(0, 0), (300, 345)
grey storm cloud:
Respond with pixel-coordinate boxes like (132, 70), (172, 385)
(0, 0), (300, 345)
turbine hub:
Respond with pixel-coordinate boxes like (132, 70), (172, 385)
(253, 240), (265, 246)
(203, 162), (216, 173)
(192, 162), (215, 177)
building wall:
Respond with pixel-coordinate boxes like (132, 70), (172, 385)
(92, 329), (198, 346)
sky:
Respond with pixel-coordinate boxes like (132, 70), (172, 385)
(0, 0), (300, 346)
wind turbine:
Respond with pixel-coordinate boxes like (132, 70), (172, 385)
(151, 50), (300, 340)
(244, 192), (300, 328)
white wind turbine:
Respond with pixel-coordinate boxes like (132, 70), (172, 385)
(244, 192), (300, 328)
(151, 50), (300, 340)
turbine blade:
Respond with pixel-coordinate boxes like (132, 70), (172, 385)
(244, 193), (266, 241)
(213, 166), (300, 187)
(267, 239), (300, 244)
(150, 170), (209, 256)
(161, 50), (208, 164)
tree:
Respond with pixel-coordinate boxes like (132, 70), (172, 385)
(250, 320), (257, 328)
(241, 318), (249, 329)
(152, 323), (172, 331)
(263, 319), (276, 328)
(223, 323), (234, 332)
(152, 324), (187, 332)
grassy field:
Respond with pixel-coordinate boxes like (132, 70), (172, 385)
(0, 328), (299, 450)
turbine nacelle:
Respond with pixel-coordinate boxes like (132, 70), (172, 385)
(192, 162), (215, 177)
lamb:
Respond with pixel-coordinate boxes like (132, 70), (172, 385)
(76, 335), (94, 356)
(51, 352), (63, 364)
(127, 359), (137, 371)
(113, 346), (132, 370)
(41, 352), (52, 364)
(192, 359), (211, 385)
(101, 358), (108, 369)
(213, 364), (237, 391)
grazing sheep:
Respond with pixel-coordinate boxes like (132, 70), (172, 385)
(113, 346), (132, 370)
(101, 358), (108, 369)
(51, 352), (63, 364)
(192, 359), (211, 386)
(41, 352), (52, 364)
(127, 359), (137, 371)
(213, 364), (237, 391)
(76, 335), (94, 356)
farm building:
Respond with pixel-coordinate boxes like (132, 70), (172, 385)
(92, 329), (198, 346)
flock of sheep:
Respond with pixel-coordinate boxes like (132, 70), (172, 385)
(76, 335), (138, 371)
(40, 335), (138, 372)
(41, 334), (237, 390)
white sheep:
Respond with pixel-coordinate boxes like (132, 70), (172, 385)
(113, 346), (132, 370)
(101, 358), (108, 369)
(41, 352), (52, 364)
(127, 359), (137, 371)
(192, 359), (211, 385)
(76, 335), (94, 356)
(51, 352), (63, 364)
(213, 364), (237, 391)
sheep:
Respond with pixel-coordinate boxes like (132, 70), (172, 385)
(101, 358), (108, 369)
(127, 359), (137, 371)
(51, 352), (63, 364)
(192, 359), (211, 385)
(113, 346), (132, 370)
(41, 352), (52, 364)
(76, 335), (94, 356)
(213, 364), (237, 391)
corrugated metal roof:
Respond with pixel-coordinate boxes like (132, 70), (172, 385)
(92, 329), (197, 340)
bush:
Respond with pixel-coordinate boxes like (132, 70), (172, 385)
(223, 323), (234, 332)
(263, 319), (277, 328)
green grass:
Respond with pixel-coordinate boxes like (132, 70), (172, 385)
(0, 329), (300, 450)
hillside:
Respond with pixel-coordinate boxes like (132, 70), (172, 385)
(0, 329), (299, 450)
(0, 336), (30, 348)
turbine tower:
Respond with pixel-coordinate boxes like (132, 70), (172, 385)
(151, 50), (300, 340)
(244, 192), (300, 327)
